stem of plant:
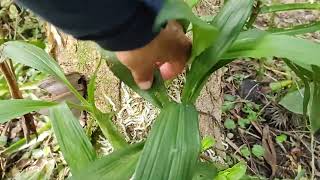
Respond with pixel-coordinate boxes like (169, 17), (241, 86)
(260, 3), (320, 13)
(0, 61), (36, 141)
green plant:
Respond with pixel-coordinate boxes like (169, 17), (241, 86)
(275, 134), (287, 144)
(1, 0), (320, 179)
(240, 146), (251, 158)
(224, 119), (236, 130)
(252, 144), (265, 159)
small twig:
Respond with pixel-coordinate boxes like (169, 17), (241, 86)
(311, 133), (315, 180)
(246, 0), (262, 29)
(0, 61), (36, 141)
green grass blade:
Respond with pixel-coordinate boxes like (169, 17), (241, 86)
(155, 0), (218, 62)
(260, 3), (320, 14)
(87, 59), (102, 105)
(182, 0), (254, 103)
(310, 66), (320, 132)
(186, 0), (200, 8)
(91, 109), (128, 150)
(0, 99), (57, 123)
(101, 50), (169, 108)
(268, 21), (320, 35)
(284, 60), (312, 117)
(134, 103), (200, 180)
(223, 30), (320, 68)
(1, 122), (51, 156)
(49, 103), (97, 174)
(0, 41), (87, 104)
(71, 143), (143, 180)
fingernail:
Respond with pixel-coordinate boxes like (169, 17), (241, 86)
(138, 80), (152, 90)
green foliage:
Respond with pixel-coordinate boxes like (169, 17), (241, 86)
(201, 136), (216, 152)
(134, 103), (200, 180)
(192, 162), (218, 180)
(0, 99), (57, 123)
(238, 118), (251, 129)
(279, 88), (304, 115)
(252, 145), (265, 158)
(224, 119), (236, 130)
(2, 0), (320, 179)
(72, 143), (143, 180)
(240, 146), (251, 158)
(276, 134), (287, 144)
(49, 103), (97, 174)
(216, 162), (247, 180)
(182, 0), (254, 103)
(0, 41), (87, 104)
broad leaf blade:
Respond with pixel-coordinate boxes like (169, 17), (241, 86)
(72, 143), (143, 180)
(310, 66), (320, 132)
(182, 0), (254, 103)
(224, 30), (320, 68)
(0, 41), (86, 104)
(134, 103), (200, 180)
(0, 99), (57, 123)
(49, 103), (96, 174)
(279, 89), (304, 115)
(101, 51), (169, 108)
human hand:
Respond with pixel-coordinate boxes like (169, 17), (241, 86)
(115, 21), (191, 90)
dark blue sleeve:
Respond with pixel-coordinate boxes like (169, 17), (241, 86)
(16, 0), (164, 51)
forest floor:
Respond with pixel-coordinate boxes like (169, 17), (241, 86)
(0, 0), (320, 179)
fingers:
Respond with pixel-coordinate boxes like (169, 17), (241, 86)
(116, 51), (155, 90)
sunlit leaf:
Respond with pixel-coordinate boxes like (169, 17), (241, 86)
(72, 143), (143, 180)
(0, 99), (57, 123)
(134, 103), (200, 180)
(201, 136), (216, 152)
(49, 103), (96, 174)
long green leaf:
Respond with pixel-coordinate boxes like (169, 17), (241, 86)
(0, 41), (87, 104)
(134, 103), (200, 180)
(310, 66), (320, 132)
(155, 0), (218, 62)
(0, 99), (57, 123)
(72, 143), (143, 180)
(268, 21), (320, 35)
(92, 109), (128, 150)
(101, 50), (169, 108)
(182, 0), (254, 103)
(260, 3), (320, 14)
(49, 103), (96, 174)
(223, 30), (320, 68)
(87, 59), (102, 105)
